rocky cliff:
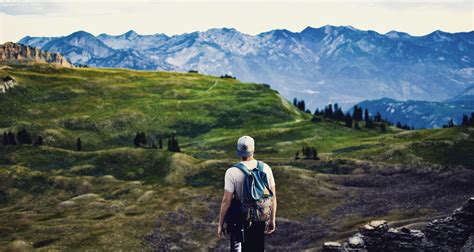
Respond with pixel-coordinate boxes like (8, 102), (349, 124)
(323, 197), (474, 251)
(0, 42), (72, 67)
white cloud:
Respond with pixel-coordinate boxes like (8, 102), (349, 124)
(303, 89), (319, 95)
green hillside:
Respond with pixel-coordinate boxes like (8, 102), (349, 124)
(1, 63), (473, 250)
(0, 64), (300, 150)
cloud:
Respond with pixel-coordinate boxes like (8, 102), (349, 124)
(303, 89), (319, 95)
(0, 2), (63, 15)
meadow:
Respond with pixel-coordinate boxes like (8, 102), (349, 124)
(0, 63), (473, 250)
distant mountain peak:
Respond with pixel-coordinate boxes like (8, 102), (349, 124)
(426, 30), (452, 41)
(69, 30), (95, 38)
(124, 30), (139, 39)
(385, 30), (411, 39)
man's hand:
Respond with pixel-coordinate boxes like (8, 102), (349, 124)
(217, 224), (226, 239)
(265, 219), (276, 234)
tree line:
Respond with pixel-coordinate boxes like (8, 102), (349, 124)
(2, 128), (43, 146)
(293, 97), (416, 132)
(2, 128), (182, 153)
(295, 146), (319, 160)
(134, 132), (181, 152)
(443, 112), (474, 128)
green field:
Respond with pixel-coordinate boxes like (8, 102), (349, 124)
(1, 63), (473, 250)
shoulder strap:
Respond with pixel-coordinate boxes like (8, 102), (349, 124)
(233, 162), (250, 176)
(256, 161), (264, 172)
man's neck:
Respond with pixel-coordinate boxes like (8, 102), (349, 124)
(241, 156), (254, 161)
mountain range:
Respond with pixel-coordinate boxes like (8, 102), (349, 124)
(18, 26), (474, 109)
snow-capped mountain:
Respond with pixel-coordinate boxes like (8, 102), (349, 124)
(18, 26), (474, 108)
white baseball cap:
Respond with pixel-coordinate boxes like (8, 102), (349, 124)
(236, 136), (255, 157)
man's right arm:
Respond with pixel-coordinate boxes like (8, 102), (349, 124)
(217, 169), (235, 239)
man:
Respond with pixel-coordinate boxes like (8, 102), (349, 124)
(217, 135), (277, 251)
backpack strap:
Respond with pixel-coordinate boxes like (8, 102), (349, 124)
(258, 161), (275, 197)
(256, 161), (264, 172)
(233, 162), (251, 176)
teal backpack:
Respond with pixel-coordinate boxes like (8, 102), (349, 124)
(233, 160), (274, 228)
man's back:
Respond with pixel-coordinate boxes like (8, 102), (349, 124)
(224, 160), (275, 201)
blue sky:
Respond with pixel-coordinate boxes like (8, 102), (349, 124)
(0, 0), (473, 42)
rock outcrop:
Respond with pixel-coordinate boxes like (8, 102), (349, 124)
(323, 197), (474, 251)
(0, 42), (72, 67)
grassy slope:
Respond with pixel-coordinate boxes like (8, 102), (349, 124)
(0, 64), (298, 151)
(1, 63), (473, 250)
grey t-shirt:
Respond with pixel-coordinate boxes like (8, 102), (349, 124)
(224, 160), (276, 201)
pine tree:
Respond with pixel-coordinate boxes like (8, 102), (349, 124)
(396, 122), (403, 129)
(2, 132), (8, 145)
(297, 100), (306, 111)
(8, 131), (16, 145)
(139, 132), (147, 146)
(323, 104), (333, 119)
(314, 108), (320, 115)
(159, 137), (163, 149)
(470, 112), (474, 127)
(461, 114), (469, 126)
(305, 147), (313, 160)
(134, 132), (140, 147)
(17, 129), (24, 144)
(374, 112), (382, 123)
(352, 105), (358, 120)
(17, 128), (32, 144)
(345, 113), (353, 128)
(364, 109), (370, 123)
(328, 104), (334, 118)
(335, 107), (345, 121)
(172, 137), (181, 152)
(312, 147), (319, 160)
(33, 135), (44, 147)
(353, 106), (363, 121)
(76, 138), (82, 151)
(293, 98), (298, 107)
(380, 122), (386, 133)
(295, 151), (300, 160)
(449, 119), (454, 127)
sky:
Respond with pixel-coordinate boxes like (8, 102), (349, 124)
(0, 0), (473, 43)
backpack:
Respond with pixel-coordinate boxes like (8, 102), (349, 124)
(231, 160), (274, 229)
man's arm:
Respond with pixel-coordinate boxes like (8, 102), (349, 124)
(265, 185), (277, 234)
(217, 190), (233, 239)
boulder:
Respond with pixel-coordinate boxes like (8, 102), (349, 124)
(322, 197), (474, 251)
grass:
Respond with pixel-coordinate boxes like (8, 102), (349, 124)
(1, 63), (473, 250)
